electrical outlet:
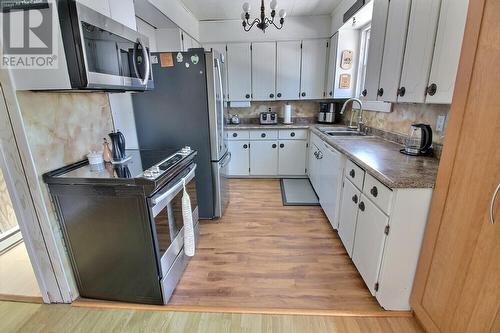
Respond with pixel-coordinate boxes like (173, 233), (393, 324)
(436, 115), (446, 132)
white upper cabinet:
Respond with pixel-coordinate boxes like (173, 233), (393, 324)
(426, 0), (469, 104)
(108, 0), (136, 30)
(252, 42), (276, 101)
(227, 43), (252, 101)
(325, 33), (339, 98)
(362, 0), (389, 101)
(397, 0), (441, 103)
(276, 41), (302, 100)
(77, 0), (110, 16)
(300, 39), (328, 100)
(377, 0), (411, 102)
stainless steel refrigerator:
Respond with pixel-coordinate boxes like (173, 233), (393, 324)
(132, 49), (230, 219)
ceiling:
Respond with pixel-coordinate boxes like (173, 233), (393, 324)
(179, 0), (341, 21)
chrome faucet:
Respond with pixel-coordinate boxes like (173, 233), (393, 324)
(340, 98), (364, 131)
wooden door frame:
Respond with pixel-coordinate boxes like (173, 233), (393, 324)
(410, 0), (486, 330)
(0, 68), (74, 303)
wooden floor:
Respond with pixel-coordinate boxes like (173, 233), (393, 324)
(0, 301), (423, 332)
(0, 242), (42, 303)
(169, 179), (383, 312)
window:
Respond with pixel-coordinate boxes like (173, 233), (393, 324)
(356, 25), (371, 97)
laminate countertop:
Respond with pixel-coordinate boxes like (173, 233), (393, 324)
(225, 124), (311, 130)
(224, 123), (439, 189)
(309, 126), (439, 189)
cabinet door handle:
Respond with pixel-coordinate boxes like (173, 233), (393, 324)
(243, 144), (248, 149)
(269, 93), (274, 98)
(490, 183), (500, 224)
(261, 133), (266, 138)
(352, 194), (358, 204)
(362, 89), (367, 97)
(349, 169), (355, 178)
(272, 144), (277, 148)
(290, 132), (295, 137)
(277, 93), (282, 98)
(329, 91), (333, 96)
(427, 83), (437, 96)
(358, 201), (365, 212)
(377, 88), (384, 97)
(397, 87), (406, 97)
(245, 94), (251, 99)
(301, 92), (306, 97)
(232, 133), (238, 137)
(280, 143), (285, 148)
(370, 186), (378, 197)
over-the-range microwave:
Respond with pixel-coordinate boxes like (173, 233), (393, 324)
(9, 0), (154, 91)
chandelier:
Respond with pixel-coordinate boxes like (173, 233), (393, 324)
(241, 0), (287, 33)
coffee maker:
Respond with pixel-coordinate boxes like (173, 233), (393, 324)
(318, 102), (335, 124)
(108, 130), (127, 162)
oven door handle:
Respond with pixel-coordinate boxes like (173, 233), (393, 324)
(151, 164), (197, 207)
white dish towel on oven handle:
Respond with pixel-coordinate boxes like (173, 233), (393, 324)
(182, 177), (195, 256)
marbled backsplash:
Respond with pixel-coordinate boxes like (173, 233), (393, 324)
(0, 168), (18, 234)
(344, 103), (450, 145)
(229, 101), (320, 119)
(16, 91), (114, 296)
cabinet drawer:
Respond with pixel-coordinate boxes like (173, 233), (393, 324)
(363, 173), (393, 214)
(228, 130), (249, 140)
(250, 129), (278, 140)
(279, 129), (308, 140)
(345, 159), (365, 190)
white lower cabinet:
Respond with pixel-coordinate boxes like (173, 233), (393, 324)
(278, 140), (307, 176)
(309, 133), (434, 310)
(227, 141), (249, 176)
(250, 141), (278, 176)
(227, 129), (308, 177)
(352, 195), (389, 296)
(338, 178), (361, 257)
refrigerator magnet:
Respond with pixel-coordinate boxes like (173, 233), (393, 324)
(176, 52), (183, 63)
(159, 53), (173, 67)
(190, 54), (199, 65)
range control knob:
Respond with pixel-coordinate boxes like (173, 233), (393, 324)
(151, 166), (160, 173)
(144, 170), (154, 178)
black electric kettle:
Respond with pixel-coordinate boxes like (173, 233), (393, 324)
(400, 124), (433, 156)
(108, 131), (126, 162)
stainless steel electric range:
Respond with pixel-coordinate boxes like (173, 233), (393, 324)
(43, 148), (199, 305)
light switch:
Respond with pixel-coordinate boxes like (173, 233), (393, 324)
(436, 115), (446, 132)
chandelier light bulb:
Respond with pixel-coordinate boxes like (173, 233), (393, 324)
(279, 9), (287, 18)
(242, 2), (250, 12)
(270, 0), (278, 10)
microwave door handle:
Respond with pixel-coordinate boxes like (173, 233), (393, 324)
(151, 164), (197, 206)
(132, 38), (150, 85)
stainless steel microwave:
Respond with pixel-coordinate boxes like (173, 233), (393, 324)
(10, 0), (154, 91)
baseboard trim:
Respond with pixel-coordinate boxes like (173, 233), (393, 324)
(0, 294), (44, 304)
(72, 298), (412, 318)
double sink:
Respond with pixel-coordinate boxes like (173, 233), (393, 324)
(318, 127), (370, 137)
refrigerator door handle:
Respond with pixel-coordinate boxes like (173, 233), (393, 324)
(215, 57), (225, 145)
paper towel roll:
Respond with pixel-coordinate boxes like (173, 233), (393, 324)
(283, 104), (293, 124)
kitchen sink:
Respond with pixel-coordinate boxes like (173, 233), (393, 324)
(318, 127), (369, 137)
(326, 131), (367, 137)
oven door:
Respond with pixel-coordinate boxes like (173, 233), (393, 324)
(66, 2), (153, 90)
(149, 164), (198, 278)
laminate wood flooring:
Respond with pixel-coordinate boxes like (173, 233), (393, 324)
(169, 179), (383, 312)
(0, 242), (42, 302)
(0, 301), (423, 332)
